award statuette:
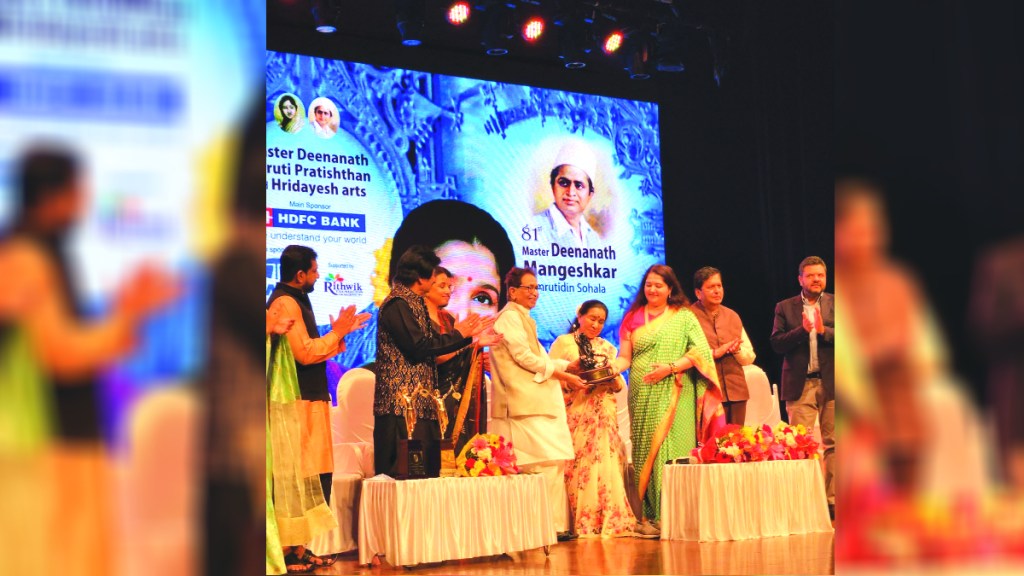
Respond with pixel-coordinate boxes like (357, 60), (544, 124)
(434, 388), (459, 477)
(574, 332), (617, 385)
(396, 386), (428, 480)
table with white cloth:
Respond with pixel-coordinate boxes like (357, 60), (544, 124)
(358, 474), (556, 567)
(660, 459), (833, 542)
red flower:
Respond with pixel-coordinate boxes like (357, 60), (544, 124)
(699, 441), (718, 462)
(713, 451), (733, 464)
(719, 423), (743, 436)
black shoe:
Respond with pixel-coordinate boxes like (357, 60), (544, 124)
(556, 531), (578, 542)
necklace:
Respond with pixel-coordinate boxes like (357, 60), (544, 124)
(435, 363), (462, 401)
(433, 311), (468, 402)
(434, 342), (478, 401)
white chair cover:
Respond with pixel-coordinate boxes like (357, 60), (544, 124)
(334, 368), (375, 444)
(742, 365), (782, 428)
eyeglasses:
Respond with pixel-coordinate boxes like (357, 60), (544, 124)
(556, 177), (589, 192)
(513, 284), (539, 292)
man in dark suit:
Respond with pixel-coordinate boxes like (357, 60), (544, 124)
(771, 256), (835, 514)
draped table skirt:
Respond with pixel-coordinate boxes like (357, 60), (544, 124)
(661, 460), (833, 541)
(358, 474), (556, 566)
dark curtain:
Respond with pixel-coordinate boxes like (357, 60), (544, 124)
(837, 0), (1024, 403)
(659, 0), (834, 396)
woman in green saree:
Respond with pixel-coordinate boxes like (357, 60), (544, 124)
(611, 265), (726, 535)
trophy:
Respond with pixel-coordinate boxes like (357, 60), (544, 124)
(431, 388), (449, 440)
(395, 386), (427, 480)
(433, 388), (460, 477)
(574, 332), (617, 385)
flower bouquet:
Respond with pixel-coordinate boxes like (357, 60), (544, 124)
(690, 422), (820, 463)
(455, 433), (520, 476)
(772, 422), (821, 460)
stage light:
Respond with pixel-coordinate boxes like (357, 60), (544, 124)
(311, 0), (340, 33)
(654, 21), (685, 72)
(481, 1), (513, 55)
(557, 15), (590, 69)
(398, 21), (424, 46)
(625, 40), (651, 80)
(603, 31), (623, 54)
(447, 2), (470, 26)
(522, 17), (545, 42)
(396, 0), (425, 46)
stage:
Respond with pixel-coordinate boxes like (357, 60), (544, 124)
(305, 531), (835, 575)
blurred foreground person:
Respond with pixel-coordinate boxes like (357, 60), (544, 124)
(0, 145), (177, 576)
(969, 235), (1024, 490)
(835, 177), (995, 566)
(201, 101), (276, 576)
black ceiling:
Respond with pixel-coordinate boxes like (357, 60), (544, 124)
(267, 0), (745, 100)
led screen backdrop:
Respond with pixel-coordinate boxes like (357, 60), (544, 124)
(266, 50), (664, 373)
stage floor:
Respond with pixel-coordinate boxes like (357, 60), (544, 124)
(308, 531), (835, 575)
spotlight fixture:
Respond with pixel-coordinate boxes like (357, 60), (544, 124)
(311, 0), (340, 33)
(654, 21), (685, 72)
(556, 14), (590, 69)
(396, 0), (425, 46)
(593, 13), (628, 57)
(603, 31), (623, 54)
(480, 1), (513, 55)
(398, 22), (424, 46)
(625, 39), (652, 80)
(447, 2), (470, 25)
(521, 16), (545, 42)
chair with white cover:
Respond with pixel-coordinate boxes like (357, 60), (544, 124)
(309, 368), (376, 556)
(330, 401), (373, 478)
(743, 365), (782, 428)
(307, 470), (362, 556)
(334, 367), (376, 445)
(332, 366), (375, 478)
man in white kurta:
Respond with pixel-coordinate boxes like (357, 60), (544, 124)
(489, 268), (584, 538)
